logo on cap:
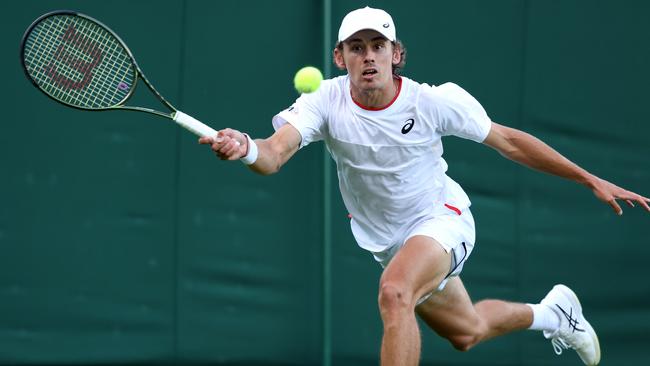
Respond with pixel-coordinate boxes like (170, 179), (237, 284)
(383, 23), (389, 28)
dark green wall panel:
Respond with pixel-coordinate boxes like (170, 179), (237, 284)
(174, 1), (323, 365)
(520, 2), (650, 365)
(2, 0), (184, 363)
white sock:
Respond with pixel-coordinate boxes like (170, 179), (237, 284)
(527, 303), (560, 332)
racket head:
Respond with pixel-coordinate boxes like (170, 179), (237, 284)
(21, 10), (139, 110)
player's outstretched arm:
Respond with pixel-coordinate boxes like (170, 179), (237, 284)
(198, 123), (301, 175)
(483, 122), (650, 215)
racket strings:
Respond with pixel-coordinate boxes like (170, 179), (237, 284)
(23, 14), (135, 109)
(66, 17), (134, 108)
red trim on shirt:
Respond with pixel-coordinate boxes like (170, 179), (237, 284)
(352, 76), (402, 111)
(444, 204), (462, 216)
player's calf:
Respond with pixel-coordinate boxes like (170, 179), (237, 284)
(443, 321), (488, 352)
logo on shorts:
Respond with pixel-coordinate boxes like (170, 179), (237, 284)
(401, 118), (415, 134)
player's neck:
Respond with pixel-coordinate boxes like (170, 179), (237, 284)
(351, 77), (400, 110)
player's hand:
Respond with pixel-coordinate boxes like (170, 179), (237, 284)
(590, 177), (650, 215)
(198, 128), (247, 160)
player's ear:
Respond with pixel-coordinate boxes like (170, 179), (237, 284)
(392, 42), (402, 65)
(333, 46), (346, 70)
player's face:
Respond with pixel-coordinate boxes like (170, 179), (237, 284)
(336, 30), (400, 92)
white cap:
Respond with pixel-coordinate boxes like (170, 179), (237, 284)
(337, 7), (396, 43)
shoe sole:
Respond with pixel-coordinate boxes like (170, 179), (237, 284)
(556, 284), (601, 366)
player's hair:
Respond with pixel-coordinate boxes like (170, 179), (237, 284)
(392, 40), (407, 75)
(334, 39), (407, 75)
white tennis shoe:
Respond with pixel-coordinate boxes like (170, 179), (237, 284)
(541, 284), (601, 365)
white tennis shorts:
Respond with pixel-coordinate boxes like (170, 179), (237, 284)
(371, 206), (476, 303)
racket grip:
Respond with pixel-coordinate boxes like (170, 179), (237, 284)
(173, 111), (218, 137)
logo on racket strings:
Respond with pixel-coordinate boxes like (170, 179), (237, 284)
(44, 24), (103, 91)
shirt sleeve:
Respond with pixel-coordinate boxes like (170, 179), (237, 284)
(428, 82), (492, 142)
(272, 81), (329, 148)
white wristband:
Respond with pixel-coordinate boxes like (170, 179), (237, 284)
(240, 134), (258, 165)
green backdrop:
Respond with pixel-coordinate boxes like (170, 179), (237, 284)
(1, 1), (649, 365)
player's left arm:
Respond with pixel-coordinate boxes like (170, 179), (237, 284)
(482, 121), (650, 215)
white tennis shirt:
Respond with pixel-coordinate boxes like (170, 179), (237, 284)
(272, 75), (492, 252)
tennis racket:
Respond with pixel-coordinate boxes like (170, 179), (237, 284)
(20, 10), (218, 138)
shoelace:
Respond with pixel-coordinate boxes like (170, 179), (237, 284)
(551, 337), (572, 355)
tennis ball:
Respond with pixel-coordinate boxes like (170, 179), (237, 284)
(294, 66), (323, 94)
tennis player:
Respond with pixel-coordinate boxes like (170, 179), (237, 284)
(200, 7), (649, 366)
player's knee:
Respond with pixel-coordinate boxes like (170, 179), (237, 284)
(378, 282), (412, 315)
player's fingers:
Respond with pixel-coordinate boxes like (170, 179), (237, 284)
(198, 136), (213, 145)
(217, 137), (232, 152)
(215, 130), (227, 143)
(220, 128), (239, 140)
(213, 142), (234, 160)
(211, 142), (222, 152)
(608, 199), (623, 216)
(227, 140), (244, 160)
(638, 197), (650, 212)
(220, 128), (245, 144)
(623, 192), (650, 212)
(219, 139), (240, 158)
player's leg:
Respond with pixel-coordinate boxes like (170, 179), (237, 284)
(377, 235), (452, 366)
(415, 276), (533, 351)
(416, 278), (601, 365)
